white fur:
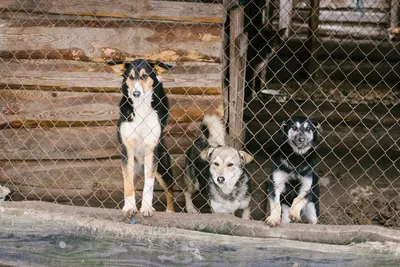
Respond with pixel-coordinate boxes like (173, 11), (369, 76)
(202, 114), (225, 147)
(281, 203), (291, 224)
(302, 202), (318, 224)
(210, 190), (250, 214)
(122, 195), (138, 214)
(141, 178), (155, 215)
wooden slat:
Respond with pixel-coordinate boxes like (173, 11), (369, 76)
(293, 10), (389, 24)
(0, 61), (221, 93)
(0, 156), (188, 201)
(294, 0), (390, 9)
(1, 0), (223, 23)
(0, 24), (221, 63)
(0, 89), (223, 127)
(0, 124), (203, 160)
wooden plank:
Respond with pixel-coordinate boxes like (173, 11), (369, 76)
(0, 124), (202, 161)
(228, 7), (247, 150)
(0, 61), (221, 93)
(294, 0), (390, 9)
(293, 9), (389, 24)
(390, 0), (399, 29)
(279, 0), (293, 37)
(0, 24), (221, 63)
(305, 0), (321, 79)
(0, 156), (188, 202)
(0, 0), (223, 23)
(0, 89), (223, 127)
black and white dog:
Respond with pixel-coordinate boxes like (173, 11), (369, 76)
(184, 115), (254, 219)
(110, 59), (175, 217)
(266, 116), (322, 227)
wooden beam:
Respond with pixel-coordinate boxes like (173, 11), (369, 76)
(228, 6), (248, 150)
(0, 124), (202, 160)
(0, 0), (223, 23)
(293, 0), (390, 9)
(0, 89), (223, 127)
(305, 0), (320, 80)
(279, 0), (293, 37)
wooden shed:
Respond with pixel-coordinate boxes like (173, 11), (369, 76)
(0, 0), (225, 210)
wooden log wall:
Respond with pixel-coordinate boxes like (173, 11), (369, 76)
(0, 0), (224, 209)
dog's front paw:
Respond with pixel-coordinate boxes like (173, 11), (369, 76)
(289, 208), (301, 222)
(140, 205), (154, 217)
(122, 202), (138, 218)
(265, 215), (281, 227)
(186, 206), (199, 214)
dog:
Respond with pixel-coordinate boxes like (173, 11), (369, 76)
(110, 59), (175, 217)
(245, 27), (286, 98)
(184, 115), (254, 219)
(266, 116), (322, 227)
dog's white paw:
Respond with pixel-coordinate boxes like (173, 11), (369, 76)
(122, 203), (138, 218)
(265, 215), (281, 227)
(140, 205), (154, 217)
(289, 208), (301, 222)
(186, 206), (200, 214)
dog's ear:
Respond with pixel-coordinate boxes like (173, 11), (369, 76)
(277, 28), (287, 37)
(107, 61), (126, 76)
(238, 151), (254, 165)
(200, 147), (215, 161)
(314, 121), (323, 140)
(279, 120), (288, 138)
(149, 61), (174, 75)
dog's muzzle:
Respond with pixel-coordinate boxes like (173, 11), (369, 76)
(217, 176), (225, 184)
(132, 91), (141, 98)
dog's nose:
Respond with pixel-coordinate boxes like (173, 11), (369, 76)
(217, 176), (225, 183)
(132, 91), (141, 97)
(298, 137), (305, 143)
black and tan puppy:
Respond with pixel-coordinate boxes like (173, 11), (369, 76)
(110, 59), (175, 217)
(266, 116), (322, 227)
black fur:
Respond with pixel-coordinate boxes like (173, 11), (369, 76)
(268, 116), (321, 219)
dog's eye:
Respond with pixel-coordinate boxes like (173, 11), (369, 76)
(306, 127), (311, 131)
(214, 162), (219, 167)
(128, 75), (134, 80)
(291, 126), (298, 131)
(140, 74), (149, 80)
(227, 163), (234, 167)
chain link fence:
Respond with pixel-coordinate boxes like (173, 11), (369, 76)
(0, 0), (399, 239)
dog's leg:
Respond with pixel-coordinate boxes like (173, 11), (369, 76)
(140, 145), (157, 217)
(281, 204), (291, 224)
(289, 176), (313, 222)
(184, 187), (198, 213)
(302, 202), (318, 224)
(155, 172), (175, 213)
(242, 207), (251, 220)
(266, 171), (287, 227)
(122, 141), (138, 217)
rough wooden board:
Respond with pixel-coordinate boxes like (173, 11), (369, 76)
(3, 202), (399, 266)
(0, 60), (221, 91)
(0, 124), (201, 160)
(0, 156), (187, 199)
(294, 0), (389, 9)
(294, 9), (389, 24)
(0, 25), (221, 62)
(1, 0), (223, 23)
(3, 201), (400, 246)
(0, 89), (223, 126)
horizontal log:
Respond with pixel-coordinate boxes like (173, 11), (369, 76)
(293, 9), (389, 24)
(293, 0), (389, 9)
(0, 156), (188, 202)
(0, 0), (223, 23)
(0, 61), (221, 93)
(0, 89), (223, 127)
(0, 124), (202, 160)
(0, 24), (221, 62)
(244, 99), (399, 127)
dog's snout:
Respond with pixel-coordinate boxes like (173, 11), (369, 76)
(298, 137), (305, 143)
(217, 176), (225, 183)
(132, 91), (141, 97)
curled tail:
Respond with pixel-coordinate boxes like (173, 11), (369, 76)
(201, 114), (226, 147)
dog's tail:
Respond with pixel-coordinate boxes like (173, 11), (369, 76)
(201, 114), (226, 147)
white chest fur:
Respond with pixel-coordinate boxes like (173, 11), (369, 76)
(210, 185), (250, 214)
(119, 97), (161, 165)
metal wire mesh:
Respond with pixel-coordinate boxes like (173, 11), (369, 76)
(0, 0), (399, 240)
